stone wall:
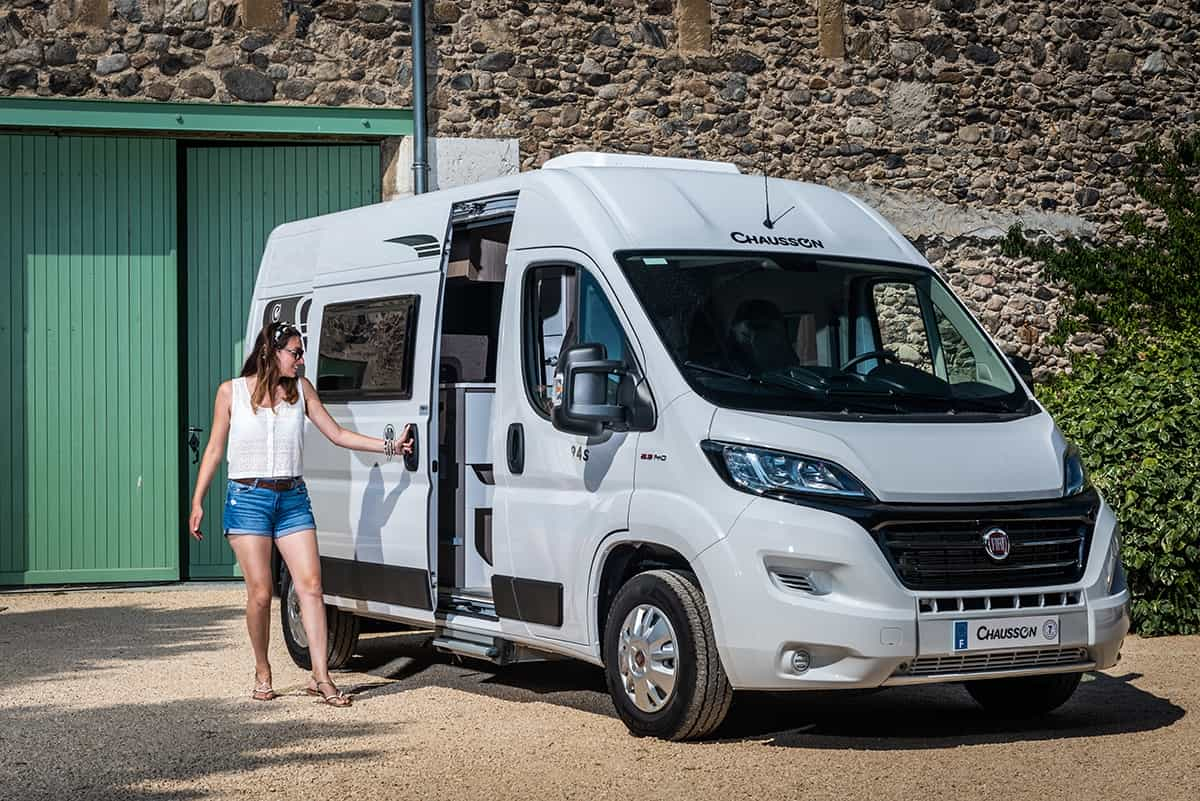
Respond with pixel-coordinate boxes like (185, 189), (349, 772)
(2, 0), (1197, 377)
(0, 1), (420, 104)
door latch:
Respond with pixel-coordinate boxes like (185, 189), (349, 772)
(186, 426), (203, 465)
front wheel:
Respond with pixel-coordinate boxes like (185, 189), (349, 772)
(603, 569), (733, 740)
(965, 671), (1083, 717)
(279, 563), (360, 670)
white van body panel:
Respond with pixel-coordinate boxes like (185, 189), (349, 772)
(490, 246), (640, 647)
(708, 408), (1068, 504)
(244, 152), (1128, 705)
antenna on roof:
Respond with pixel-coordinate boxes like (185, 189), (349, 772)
(759, 128), (793, 230)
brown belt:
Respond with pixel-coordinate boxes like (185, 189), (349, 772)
(231, 477), (303, 491)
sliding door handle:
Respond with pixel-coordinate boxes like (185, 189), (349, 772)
(506, 423), (524, 475)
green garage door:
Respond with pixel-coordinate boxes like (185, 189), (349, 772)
(185, 144), (381, 578)
(0, 134), (179, 585)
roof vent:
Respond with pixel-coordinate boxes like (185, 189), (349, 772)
(541, 151), (740, 174)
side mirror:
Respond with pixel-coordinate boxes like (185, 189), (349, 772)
(553, 343), (625, 435)
(1009, 354), (1035, 386)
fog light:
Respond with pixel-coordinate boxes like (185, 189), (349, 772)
(791, 649), (811, 674)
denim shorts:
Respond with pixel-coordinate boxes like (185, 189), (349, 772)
(222, 479), (316, 539)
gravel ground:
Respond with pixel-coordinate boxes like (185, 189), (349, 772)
(0, 585), (1196, 801)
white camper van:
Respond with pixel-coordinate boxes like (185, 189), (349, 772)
(249, 152), (1129, 740)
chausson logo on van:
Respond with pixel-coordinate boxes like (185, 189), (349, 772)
(976, 624), (1042, 642)
(730, 231), (825, 249)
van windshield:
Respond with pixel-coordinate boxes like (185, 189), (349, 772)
(616, 251), (1034, 418)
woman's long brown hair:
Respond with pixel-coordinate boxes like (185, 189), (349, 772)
(240, 322), (300, 413)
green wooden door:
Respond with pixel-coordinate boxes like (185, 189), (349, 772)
(0, 134), (179, 585)
(185, 144), (381, 578)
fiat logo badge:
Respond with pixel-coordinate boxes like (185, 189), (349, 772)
(983, 527), (1011, 561)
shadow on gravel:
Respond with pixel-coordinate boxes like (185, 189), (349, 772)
(0, 696), (391, 801)
(347, 631), (616, 717)
(348, 632), (1184, 746)
(727, 671), (1186, 749)
(1, 604), (242, 690)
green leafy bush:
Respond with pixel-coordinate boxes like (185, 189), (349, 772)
(1037, 329), (1200, 635)
(1006, 132), (1200, 635)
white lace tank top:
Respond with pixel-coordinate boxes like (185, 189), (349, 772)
(227, 377), (306, 479)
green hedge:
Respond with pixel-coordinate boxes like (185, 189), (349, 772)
(1036, 328), (1200, 635)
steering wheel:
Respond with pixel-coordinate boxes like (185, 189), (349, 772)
(841, 349), (902, 372)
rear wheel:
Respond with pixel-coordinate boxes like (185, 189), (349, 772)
(603, 569), (733, 740)
(280, 563), (360, 671)
(965, 671), (1083, 717)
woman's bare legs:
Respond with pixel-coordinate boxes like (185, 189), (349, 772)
(226, 534), (276, 688)
(274, 529), (345, 699)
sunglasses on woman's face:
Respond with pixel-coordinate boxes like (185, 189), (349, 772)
(282, 346), (304, 360)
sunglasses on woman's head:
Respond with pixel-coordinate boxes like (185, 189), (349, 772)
(270, 322), (301, 347)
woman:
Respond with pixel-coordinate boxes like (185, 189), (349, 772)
(188, 322), (412, 707)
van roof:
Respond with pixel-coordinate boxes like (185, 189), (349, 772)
(255, 152), (926, 295)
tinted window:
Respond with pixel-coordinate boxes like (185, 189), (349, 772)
(617, 251), (1028, 418)
(871, 281), (933, 373)
(317, 295), (419, 399)
(522, 265), (632, 417)
(579, 271), (627, 364)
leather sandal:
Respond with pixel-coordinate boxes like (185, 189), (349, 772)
(306, 679), (352, 707)
(251, 678), (278, 701)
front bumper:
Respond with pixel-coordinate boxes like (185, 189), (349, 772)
(692, 496), (1130, 691)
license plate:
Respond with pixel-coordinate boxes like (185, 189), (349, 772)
(953, 615), (1060, 652)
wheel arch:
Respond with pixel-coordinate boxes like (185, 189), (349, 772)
(589, 532), (717, 664)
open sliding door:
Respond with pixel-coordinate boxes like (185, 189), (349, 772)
(304, 270), (443, 624)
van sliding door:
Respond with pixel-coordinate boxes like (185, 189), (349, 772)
(304, 270), (442, 623)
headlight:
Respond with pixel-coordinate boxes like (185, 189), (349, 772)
(701, 441), (872, 501)
(1063, 443), (1090, 497)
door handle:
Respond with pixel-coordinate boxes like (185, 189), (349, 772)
(186, 426), (203, 465)
(404, 426), (419, 472)
(385, 424), (420, 472)
(506, 423), (524, 475)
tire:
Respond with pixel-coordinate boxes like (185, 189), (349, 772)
(279, 563), (360, 671)
(603, 569), (734, 741)
(964, 671), (1083, 717)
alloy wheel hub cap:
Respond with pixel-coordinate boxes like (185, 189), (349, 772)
(617, 603), (678, 713)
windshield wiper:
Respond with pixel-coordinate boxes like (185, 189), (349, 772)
(683, 361), (792, 390)
(684, 362), (900, 413)
(945, 394), (1023, 414)
(683, 361), (833, 393)
(825, 385), (1020, 414)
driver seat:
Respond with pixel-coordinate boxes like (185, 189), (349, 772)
(727, 299), (799, 374)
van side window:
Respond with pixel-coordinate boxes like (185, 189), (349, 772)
(870, 281), (933, 373)
(522, 266), (631, 416)
(317, 295), (420, 399)
(579, 271), (627, 365)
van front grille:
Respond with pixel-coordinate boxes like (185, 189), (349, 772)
(918, 591), (1082, 615)
(899, 647), (1090, 676)
(875, 520), (1091, 590)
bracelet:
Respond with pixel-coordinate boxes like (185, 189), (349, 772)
(383, 438), (393, 461)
